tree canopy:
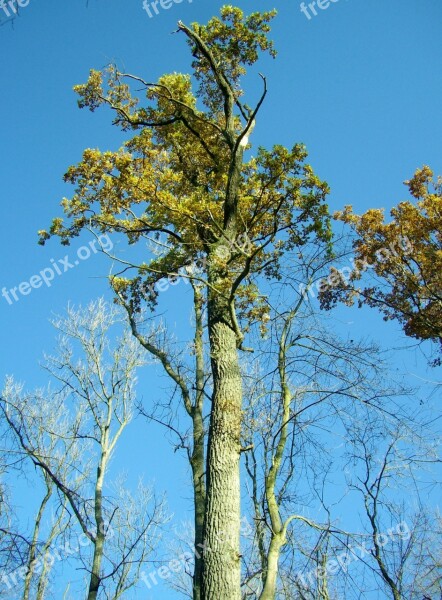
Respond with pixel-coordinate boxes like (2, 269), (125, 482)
(320, 166), (442, 363)
(38, 6), (331, 329)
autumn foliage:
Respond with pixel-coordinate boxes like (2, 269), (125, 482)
(320, 166), (442, 361)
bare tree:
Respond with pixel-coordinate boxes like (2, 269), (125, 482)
(344, 414), (442, 600)
(1, 299), (166, 599)
(0, 382), (75, 600)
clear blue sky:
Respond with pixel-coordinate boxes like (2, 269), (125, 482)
(1, 1), (441, 598)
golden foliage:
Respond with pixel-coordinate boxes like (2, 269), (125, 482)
(40, 6), (332, 336)
(321, 167), (442, 360)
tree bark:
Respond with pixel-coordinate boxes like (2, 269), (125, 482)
(202, 263), (242, 600)
(23, 482), (52, 600)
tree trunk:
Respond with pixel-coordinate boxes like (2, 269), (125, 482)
(259, 534), (285, 600)
(259, 318), (294, 600)
(202, 264), (242, 600)
(23, 483), (52, 600)
(87, 460), (106, 600)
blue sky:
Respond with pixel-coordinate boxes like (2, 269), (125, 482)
(1, 0), (441, 598)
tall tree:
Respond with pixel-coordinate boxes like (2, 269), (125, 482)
(38, 7), (331, 599)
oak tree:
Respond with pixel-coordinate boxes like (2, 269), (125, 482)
(39, 7), (331, 599)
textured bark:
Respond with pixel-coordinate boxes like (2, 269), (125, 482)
(202, 265), (243, 600)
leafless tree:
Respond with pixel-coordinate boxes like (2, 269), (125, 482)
(344, 414), (442, 600)
(0, 299), (167, 599)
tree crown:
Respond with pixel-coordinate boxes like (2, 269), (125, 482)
(39, 6), (332, 334)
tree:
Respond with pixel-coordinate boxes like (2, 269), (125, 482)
(0, 299), (165, 599)
(342, 413), (442, 600)
(235, 242), (441, 600)
(240, 306), (391, 599)
(241, 318), (441, 600)
(1, 387), (72, 600)
(38, 7), (332, 599)
(319, 166), (442, 364)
